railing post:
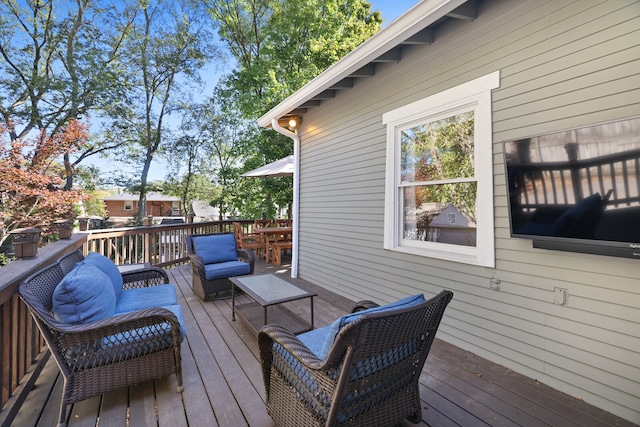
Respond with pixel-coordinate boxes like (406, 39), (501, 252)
(564, 143), (583, 201)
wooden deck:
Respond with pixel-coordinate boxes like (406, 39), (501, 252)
(10, 257), (635, 427)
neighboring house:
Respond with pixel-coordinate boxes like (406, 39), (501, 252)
(258, 0), (640, 423)
(103, 192), (182, 218)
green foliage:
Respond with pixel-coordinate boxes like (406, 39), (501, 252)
(101, 0), (218, 219)
(208, 0), (382, 118)
(402, 112), (477, 218)
(195, 0), (380, 219)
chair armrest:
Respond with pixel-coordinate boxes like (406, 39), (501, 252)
(53, 307), (181, 369)
(188, 253), (208, 284)
(258, 324), (324, 369)
(121, 267), (169, 289)
(237, 248), (255, 270)
(351, 300), (379, 313)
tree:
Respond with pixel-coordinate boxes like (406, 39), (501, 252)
(207, 0), (382, 117)
(0, 120), (88, 247)
(168, 93), (256, 218)
(0, 0), (132, 190)
(202, 0), (381, 218)
(108, 0), (215, 222)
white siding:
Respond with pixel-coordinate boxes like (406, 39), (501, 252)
(295, 0), (640, 422)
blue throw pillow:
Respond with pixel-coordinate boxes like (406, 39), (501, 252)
(318, 294), (426, 360)
(53, 265), (116, 324)
(193, 234), (238, 264)
(82, 252), (124, 298)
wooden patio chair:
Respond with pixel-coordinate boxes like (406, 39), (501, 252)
(258, 290), (453, 427)
(233, 221), (267, 260)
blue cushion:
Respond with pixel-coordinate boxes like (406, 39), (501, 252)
(82, 252), (124, 298)
(114, 284), (178, 314)
(316, 294), (425, 360)
(53, 265), (116, 324)
(203, 260), (251, 280)
(102, 304), (186, 358)
(193, 234), (238, 264)
(298, 325), (332, 359)
(163, 304), (186, 342)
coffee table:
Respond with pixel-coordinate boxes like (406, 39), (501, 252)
(230, 274), (317, 334)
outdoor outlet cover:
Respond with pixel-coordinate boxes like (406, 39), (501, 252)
(554, 288), (568, 305)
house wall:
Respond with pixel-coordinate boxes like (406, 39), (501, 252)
(104, 201), (180, 218)
(295, 0), (640, 422)
(104, 200), (137, 217)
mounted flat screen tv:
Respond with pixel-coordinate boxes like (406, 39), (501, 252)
(504, 116), (640, 259)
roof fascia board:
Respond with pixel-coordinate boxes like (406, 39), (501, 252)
(258, 0), (466, 128)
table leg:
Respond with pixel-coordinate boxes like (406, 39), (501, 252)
(263, 306), (268, 327)
(232, 284), (236, 321)
(310, 296), (314, 329)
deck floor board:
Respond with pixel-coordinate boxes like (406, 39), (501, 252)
(10, 257), (636, 427)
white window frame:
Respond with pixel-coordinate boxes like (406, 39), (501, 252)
(124, 200), (133, 211)
(382, 71), (500, 267)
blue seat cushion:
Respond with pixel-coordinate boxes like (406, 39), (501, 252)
(193, 234), (238, 264)
(53, 264), (116, 324)
(298, 294), (426, 360)
(99, 304), (186, 363)
(204, 260), (251, 280)
(81, 252), (125, 298)
(114, 284), (178, 314)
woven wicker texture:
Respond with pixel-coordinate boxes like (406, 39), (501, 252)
(258, 290), (453, 427)
(18, 250), (183, 427)
(186, 232), (255, 300)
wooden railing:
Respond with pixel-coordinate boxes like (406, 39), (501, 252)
(84, 220), (253, 268)
(509, 147), (640, 210)
(0, 219), (252, 426)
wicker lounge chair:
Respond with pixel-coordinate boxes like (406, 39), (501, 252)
(258, 290), (453, 427)
(19, 250), (184, 427)
(186, 232), (255, 300)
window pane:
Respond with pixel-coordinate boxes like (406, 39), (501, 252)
(401, 112), (475, 182)
(403, 182), (477, 247)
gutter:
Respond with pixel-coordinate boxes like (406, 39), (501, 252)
(270, 119), (300, 278)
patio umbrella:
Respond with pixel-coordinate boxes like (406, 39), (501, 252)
(241, 155), (294, 178)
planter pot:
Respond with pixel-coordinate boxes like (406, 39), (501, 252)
(10, 228), (41, 259)
(78, 217), (89, 231)
(54, 220), (73, 239)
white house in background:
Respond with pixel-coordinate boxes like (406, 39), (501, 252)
(258, 0), (640, 423)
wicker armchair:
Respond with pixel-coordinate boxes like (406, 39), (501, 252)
(186, 232), (255, 300)
(258, 290), (453, 427)
(19, 250), (183, 427)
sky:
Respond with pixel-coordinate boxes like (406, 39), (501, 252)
(88, 0), (421, 184)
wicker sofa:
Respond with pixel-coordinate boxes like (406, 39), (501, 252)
(258, 290), (453, 427)
(186, 232), (255, 300)
(18, 250), (184, 427)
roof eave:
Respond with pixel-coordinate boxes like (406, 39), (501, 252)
(257, 0), (466, 128)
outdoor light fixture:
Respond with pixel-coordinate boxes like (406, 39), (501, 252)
(288, 118), (297, 128)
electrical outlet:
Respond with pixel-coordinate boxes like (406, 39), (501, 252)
(490, 278), (500, 291)
(554, 287), (568, 305)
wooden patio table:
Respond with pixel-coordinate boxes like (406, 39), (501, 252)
(253, 226), (292, 262)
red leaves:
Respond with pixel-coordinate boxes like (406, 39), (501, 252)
(1, 120), (89, 246)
